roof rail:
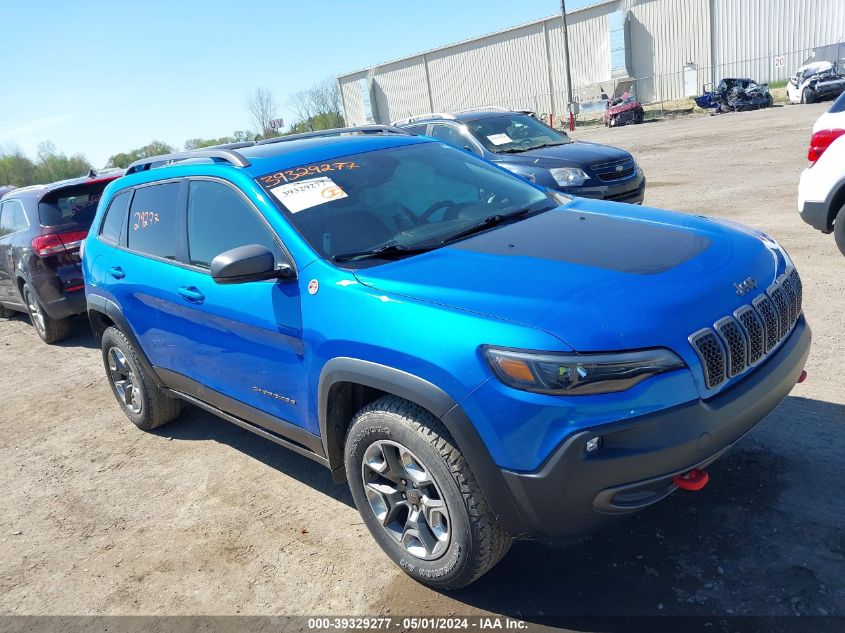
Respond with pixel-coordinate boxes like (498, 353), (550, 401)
(125, 149), (251, 175)
(452, 105), (512, 114)
(255, 125), (411, 146)
(391, 112), (457, 126)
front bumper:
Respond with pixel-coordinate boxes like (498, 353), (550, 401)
(564, 175), (646, 205)
(495, 316), (811, 537)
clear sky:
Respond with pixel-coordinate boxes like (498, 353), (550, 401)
(1, 0), (593, 167)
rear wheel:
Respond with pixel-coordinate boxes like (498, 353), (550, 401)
(834, 203), (845, 257)
(345, 395), (511, 590)
(101, 326), (181, 430)
(22, 282), (70, 344)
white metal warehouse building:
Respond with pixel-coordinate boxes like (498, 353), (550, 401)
(338, 0), (845, 125)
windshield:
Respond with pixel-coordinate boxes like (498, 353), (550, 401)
(256, 141), (556, 263)
(465, 114), (571, 153)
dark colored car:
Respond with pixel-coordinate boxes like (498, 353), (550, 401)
(0, 170), (123, 342)
(695, 78), (774, 112)
(604, 91), (645, 127)
(395, 109), (646, 204)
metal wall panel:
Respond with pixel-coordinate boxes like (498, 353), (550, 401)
(337, 0), (845, 121)
(628, 0), (712, 101)
(338, 71), (367, 127)
(425, 21), (552, 116)
(712, 0), (845, 84)
(547, 1), (621, 112)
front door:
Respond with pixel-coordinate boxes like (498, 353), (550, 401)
(109, 178), (310, 434)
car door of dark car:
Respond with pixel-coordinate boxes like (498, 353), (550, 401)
(0, 200), (29, 305)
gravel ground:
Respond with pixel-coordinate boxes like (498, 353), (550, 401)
(0, 103), (842, 626)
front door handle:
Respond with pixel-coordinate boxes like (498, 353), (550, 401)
(177, 286), (205, 304)
(108, 266), (125, 280)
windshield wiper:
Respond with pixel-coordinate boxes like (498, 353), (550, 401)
(332, 243), (436, 263)
(497, 141), (567, 154)
(441, 208), (539, 244)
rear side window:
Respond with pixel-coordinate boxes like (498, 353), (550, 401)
(0, 200), (29, 236)
(99, 191), (131, 244)
(186, 180), (279, 268)
(126, 182), (181, 260)
(403, 124), (428, 135)
(38, 182), (110, 228)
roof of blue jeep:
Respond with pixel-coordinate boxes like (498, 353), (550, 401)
(237, 134), (429, 176)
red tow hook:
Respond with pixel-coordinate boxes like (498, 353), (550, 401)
(673, 468), (709, 491)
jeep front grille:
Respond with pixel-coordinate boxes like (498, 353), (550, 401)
(689, 268), (802, 391)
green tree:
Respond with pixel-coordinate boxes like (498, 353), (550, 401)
(288, 77), (345, 133)
(34, 142), (91, 183)
(0, 148), (37, 187)
(106, 140), (176, 169)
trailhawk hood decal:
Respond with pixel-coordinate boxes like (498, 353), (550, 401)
(353, 201), (781, 354)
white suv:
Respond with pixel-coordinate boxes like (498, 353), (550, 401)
(799, 91), (845, 256)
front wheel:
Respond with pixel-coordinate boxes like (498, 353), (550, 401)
(345, 395), (512, 589)
(101, 326), (181, 430)
(802, 88), (815, 105)
(834, 203), (845, 257)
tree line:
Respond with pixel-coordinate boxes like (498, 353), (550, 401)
(1, 78), (345, 187)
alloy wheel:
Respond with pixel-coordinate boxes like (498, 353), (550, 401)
(361, 439), (450, 560)
(24, 289), (46, 336)
(107, 347), (142, 415)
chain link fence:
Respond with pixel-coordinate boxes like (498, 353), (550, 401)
(447, 41), (844, 129)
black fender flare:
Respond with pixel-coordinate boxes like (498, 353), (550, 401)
(317, 357), (527, 535)
(87, 293), (165, 388)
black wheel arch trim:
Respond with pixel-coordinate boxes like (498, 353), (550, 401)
(87, 293), (165, 389)
(317, 357), (528, 535)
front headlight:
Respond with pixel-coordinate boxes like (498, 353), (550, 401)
(483, 347), (685, 395)
(550, 167), (588, 187)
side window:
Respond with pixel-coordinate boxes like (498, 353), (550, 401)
(429, 124), (479, 154)
(186, 180), (280, 269)
(0, 200), (28, 236)
(429, 124), (464, 147)
(404, 124), (428, 135)
(99, 191), (131, 244)
(0, 203), (12, 237)
(126, 182), (181, 260)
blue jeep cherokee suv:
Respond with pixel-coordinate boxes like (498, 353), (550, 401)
(83, 126), (810, 589)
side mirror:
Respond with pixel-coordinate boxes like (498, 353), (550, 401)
(210, 244), (293, 285)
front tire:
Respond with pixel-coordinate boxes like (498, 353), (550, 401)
(802, 88), (815, 105)
(834, 203), (845, 257)
(22, 282), (70, 344)
(101, 326), (181, 430)
(345, 395), (511, 590)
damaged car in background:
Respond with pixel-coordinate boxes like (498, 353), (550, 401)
(787, 61), (845, 105)
(695, 78), (774, 113)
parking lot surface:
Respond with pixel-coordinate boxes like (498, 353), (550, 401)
(0, 103), (843, 624)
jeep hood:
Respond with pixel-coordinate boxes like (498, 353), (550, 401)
(352, 201), (782, 356)
(496, 141), (630, 168)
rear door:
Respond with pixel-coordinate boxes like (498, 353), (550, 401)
(0, 200), (29, 304)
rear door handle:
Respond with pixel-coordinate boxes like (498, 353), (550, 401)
(108, 266), (125, 280)
(177, 286), (205, 304)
